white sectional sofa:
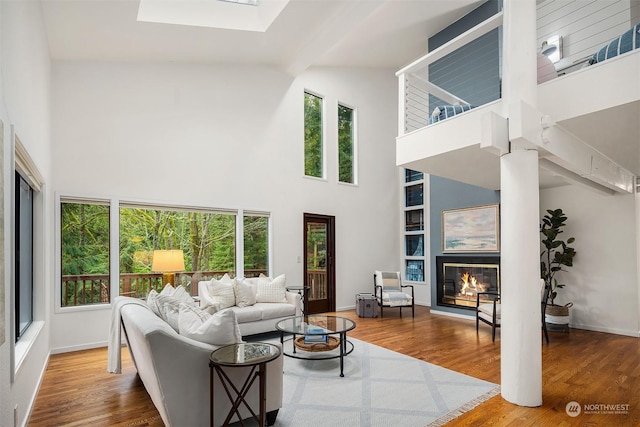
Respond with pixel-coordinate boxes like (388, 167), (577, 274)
(119, 299), (284, 427)
(198, 275), (302, 336)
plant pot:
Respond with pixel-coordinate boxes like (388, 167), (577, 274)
(545, 303), (573, 332)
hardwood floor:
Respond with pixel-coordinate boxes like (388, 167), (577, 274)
(28, 306), (640, 426)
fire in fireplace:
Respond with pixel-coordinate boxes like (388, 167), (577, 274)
(436, 256), (500, 310)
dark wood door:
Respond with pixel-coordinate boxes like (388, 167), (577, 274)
(303, 213), (335, 314)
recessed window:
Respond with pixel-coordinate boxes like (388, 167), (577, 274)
(15, 172), (34, 340)
(243, 214), (269, 278)
(61, 201), (110, 307)
(405, 169), (424, 182)
(405, 183), (423, 207)
(405, 209), (424, 232)
(304, 91), (323, 178)
(338, 104), (355, 184)
(119, 206), (236, 297)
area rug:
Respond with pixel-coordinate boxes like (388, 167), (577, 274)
(263, 336), (499, 427)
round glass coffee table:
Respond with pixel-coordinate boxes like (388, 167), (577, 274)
(276, 315), (355, 377)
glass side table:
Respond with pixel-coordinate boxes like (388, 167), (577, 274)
(209, 342), (280, 427)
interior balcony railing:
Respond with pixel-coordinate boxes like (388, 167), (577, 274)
(61, 269), (268, 307)
(396, 11), (503, 136)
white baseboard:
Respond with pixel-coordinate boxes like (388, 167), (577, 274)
(429, 309), (474, 320)
(569, 323), (640, 338)
(51, 341), (109, 355)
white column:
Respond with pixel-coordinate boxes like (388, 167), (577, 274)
(500, 150), (541, 406)
(500, 0), (542, 407)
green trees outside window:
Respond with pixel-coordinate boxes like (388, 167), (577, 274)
(338, 104), (354, 183)
(304, 91), (323, 178)
(61, 200), (270, 306)
(61, 202), (110, 306)
(119, 207), (236, 277)
(243, 215), (269, 278)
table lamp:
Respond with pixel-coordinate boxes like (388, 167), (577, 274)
(151, 249), (185, 287)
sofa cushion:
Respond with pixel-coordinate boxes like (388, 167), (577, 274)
(206, 274), (236, 310)
(255, 302), (296, 320)
(178, 303), (242, 345)
(256, 274), (287, 303)
(234, 278), (257, 307)
(231, 305), (263, 323)
(146, 284), (179, 318)
(152, 286), (195, 331)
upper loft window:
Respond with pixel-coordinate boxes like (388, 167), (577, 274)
(338, 103), (356, 184)
(304, 91), (324, 179)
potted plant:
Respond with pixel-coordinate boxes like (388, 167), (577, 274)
(540, 208), (577, 331)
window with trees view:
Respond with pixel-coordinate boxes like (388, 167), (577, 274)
(119, 206), (237, 298)
(338, 103), (355, 183)
(61, 201), (110, 307)
(61, 200), (271, 307)
(304, 91), (323, 178)
(243, 214), (269, 278)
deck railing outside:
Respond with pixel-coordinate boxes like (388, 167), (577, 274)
(306, 269), (327, 301)
(61, 269), (268, 307)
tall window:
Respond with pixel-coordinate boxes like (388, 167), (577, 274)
(304, 91), (323, 178)
(119, 206), (236, 297)
(243, 214), (269, 278)
(61, 201), (110, 307)
(403, 169), (425, 282)
(15, 172), (33, 341)
(338, 104), (355, 184)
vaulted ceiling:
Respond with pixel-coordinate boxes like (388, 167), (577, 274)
(40, 0), (484, 74)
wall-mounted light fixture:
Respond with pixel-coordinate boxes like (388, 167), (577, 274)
(541, 35), (562, 63)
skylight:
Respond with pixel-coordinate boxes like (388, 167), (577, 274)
(137, 0), (289, 32)
(218, 0), (260, 6)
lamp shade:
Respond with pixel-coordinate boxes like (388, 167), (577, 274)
(151, 250), (185, 272)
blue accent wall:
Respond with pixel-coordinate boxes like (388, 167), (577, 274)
(428, 0), (502, 113)
(429, 176), (500, 315)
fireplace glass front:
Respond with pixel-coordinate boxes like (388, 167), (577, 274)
(436, 257), (500, 310)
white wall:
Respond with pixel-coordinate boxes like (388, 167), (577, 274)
(50, 62), (400, 351)
(540, 185), (640, 337)
(537, 0), (633, 71)
(0, 1), (53, 427)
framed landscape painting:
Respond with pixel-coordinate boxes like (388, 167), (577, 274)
(442, 204), (500, 252)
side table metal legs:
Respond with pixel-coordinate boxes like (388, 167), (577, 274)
(210, 362), (267, 427)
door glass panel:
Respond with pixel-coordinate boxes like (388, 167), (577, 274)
(306, 222), (327, 301)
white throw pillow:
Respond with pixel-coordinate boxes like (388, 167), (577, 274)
(256, 274), (287, 303)
(157, 295), (182, 331)
(234, 278), (256, 307)
(146, 290), (162, 317)
(178, 304), (242, 345)
(206, 274), (236, 310)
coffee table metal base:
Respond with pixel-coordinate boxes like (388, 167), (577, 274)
(280, 332), (354, 377)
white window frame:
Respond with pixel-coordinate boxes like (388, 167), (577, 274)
(337, 101), (358, 186)
(303, 89), (326, 181)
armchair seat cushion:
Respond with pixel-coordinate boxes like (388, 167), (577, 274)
(382, 291), (413, 306)
(477, 303), (501, 325)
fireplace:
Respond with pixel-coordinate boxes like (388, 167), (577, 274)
(436, 256), (500, 310)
